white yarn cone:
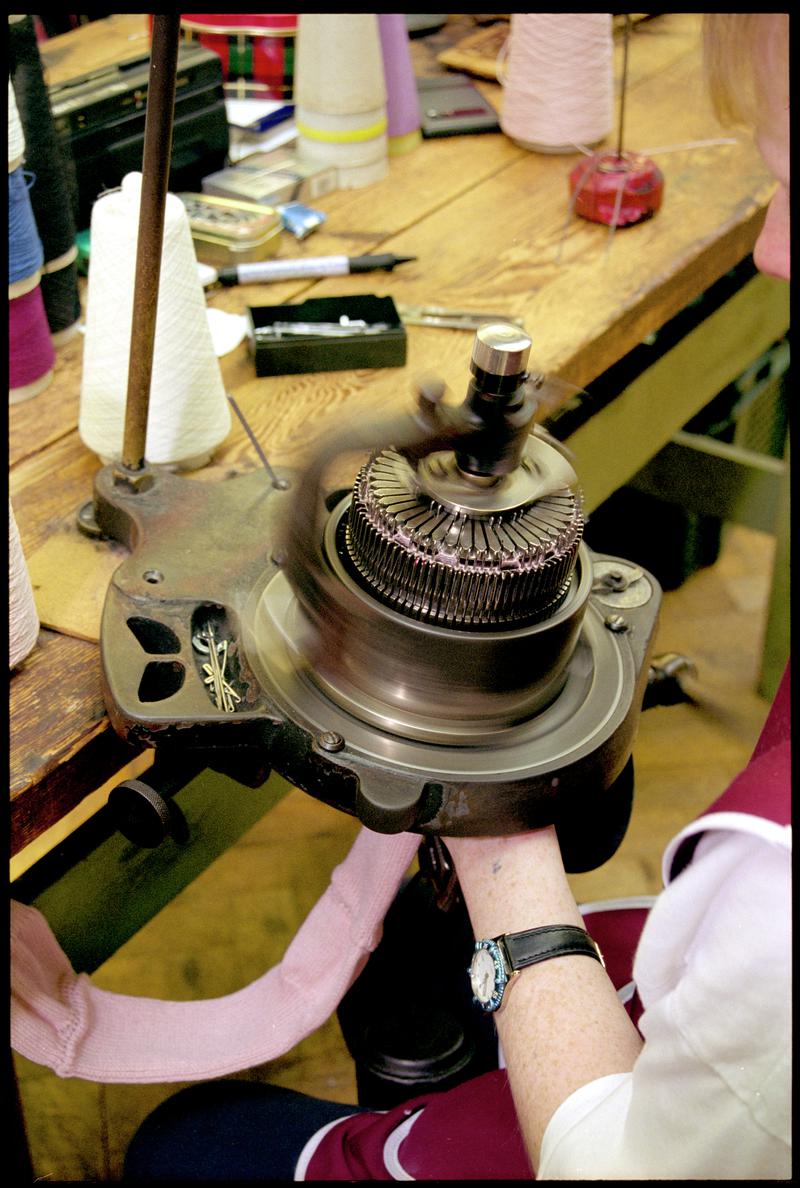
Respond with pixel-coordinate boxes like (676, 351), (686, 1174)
(294, 14), (388, 188)
(8, 77), (25, 171)
(9, 499), (39, 669)
(500, 14), (614, 154)
(79, 172), (231, 468)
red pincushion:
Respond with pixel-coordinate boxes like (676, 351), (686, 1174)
(569, 152), (664, 227)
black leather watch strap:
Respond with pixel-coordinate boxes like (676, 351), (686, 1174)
(501, 924), (604, 972)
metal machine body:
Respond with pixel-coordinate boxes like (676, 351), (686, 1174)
(95, 324), (661, 866)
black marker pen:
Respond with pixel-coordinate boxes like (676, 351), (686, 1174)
(210, 253), (416, 287)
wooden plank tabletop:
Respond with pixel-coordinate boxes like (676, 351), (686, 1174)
(10, 13), (776, 856)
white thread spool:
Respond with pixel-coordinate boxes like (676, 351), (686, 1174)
(8, 77), (25, 172)
(9, 499), (39, 669)
(79, 173), (230, 469)
(500, 14), (614, 154)
(294, 14), (388, 188)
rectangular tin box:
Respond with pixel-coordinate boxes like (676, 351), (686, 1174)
(180, 193), (283, 266)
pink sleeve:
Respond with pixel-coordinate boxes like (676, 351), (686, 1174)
(11, 827), (419, 1084)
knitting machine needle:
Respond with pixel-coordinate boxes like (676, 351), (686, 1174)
(616, 14), (631, 159)
(562, 14), (664, 254)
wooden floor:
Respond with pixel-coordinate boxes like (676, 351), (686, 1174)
(14, 522), (778, 1181)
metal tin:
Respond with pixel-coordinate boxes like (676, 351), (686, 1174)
(179, 192), (283, 266)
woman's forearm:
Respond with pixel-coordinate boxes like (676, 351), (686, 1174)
(447, 828), (643, 1169)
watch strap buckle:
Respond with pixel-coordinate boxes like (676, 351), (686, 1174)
(418, 836), (460, 912)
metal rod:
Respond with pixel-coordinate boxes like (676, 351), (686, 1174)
(226, 392), (286, 489)
(616, 14), (631, 159)
(121, 13), (182, 472)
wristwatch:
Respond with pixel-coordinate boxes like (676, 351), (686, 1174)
(469, 925), (604, 1013)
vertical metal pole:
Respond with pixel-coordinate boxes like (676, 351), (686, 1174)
(616, 14), (631, 159)
(120, 12), (182, 474)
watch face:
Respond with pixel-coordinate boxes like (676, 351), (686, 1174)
(469, 941), (506, 1012)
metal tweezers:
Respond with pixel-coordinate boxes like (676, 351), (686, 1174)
(396, 303), (526, 330)
(255, 318), (390, 338)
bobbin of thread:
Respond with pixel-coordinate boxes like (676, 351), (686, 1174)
(8, 166), (44, 298)
(10, 15), (82, 339)
(9, 15), (80, 263)
(377, 13), (422, 156)
(499, 13), (614, 154)
(9, 283), (55, 403)
(41, 246), (82, 343)
(294, 14), (388, 188)
(8, 78), (25, 171)
(79, 172), (231, 469)
(9, 498), (40, 669)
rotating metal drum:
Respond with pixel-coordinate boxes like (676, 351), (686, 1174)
(253, 324), (588, 741)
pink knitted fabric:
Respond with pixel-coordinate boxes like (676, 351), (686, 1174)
(11, 827), (420, 1083)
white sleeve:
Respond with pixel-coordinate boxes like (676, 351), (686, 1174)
(538, 829), (791, 1180)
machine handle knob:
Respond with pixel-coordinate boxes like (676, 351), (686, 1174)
(108, 779), (189, 848)
(471, 322), (532, 378)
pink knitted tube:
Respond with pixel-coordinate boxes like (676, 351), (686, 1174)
(11, 827), (420, 1083)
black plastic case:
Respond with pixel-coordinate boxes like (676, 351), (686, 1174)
(48, 44), (230, 231)
(417, 73), (500, 138)
(248, 295), (407, 376)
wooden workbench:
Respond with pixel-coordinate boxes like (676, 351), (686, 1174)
(10, 13), (788, 862)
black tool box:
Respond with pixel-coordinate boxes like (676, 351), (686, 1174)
(248, 296), (407, 376)
(48, 44), (230, 231)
